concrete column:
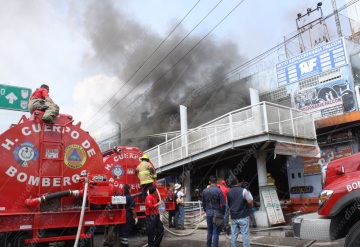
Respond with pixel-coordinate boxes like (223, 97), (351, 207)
(184, 171), (191, 201)
(180, 105), (188, 156)
(250, 88), (263, 133)
(254, 150), (270, 227)
(180, 105), (191, 201)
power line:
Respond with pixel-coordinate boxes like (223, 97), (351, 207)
(83, 0), (202, 129)
(89, 0), (245, 133)
(94, 0), (359, 138)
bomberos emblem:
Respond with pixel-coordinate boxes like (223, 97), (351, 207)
(12, 142), (39, 167)
(112, 164), (124, 179)
(64, 144), (86, 169)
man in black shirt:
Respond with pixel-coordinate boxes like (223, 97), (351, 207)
(226, 177), (253, 247)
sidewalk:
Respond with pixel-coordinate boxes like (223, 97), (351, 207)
(157, 228), (345, 247)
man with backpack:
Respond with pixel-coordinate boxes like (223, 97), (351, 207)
(174, 183), (186, 230)
(226, 177), (253, 247)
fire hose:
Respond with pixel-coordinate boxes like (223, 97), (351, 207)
(74, 177), (89, 247)
(141, 189), (202, 247)
(25, 190), (81, 206)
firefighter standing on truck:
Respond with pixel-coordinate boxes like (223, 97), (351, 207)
(28, 84), (59, 124)
(136, 154), (157, 202)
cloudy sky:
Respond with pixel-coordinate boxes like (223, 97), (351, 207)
(0, 0), (350, 139)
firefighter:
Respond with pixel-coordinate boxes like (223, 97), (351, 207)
(28, 84), (59, 124)
(135, 154), (157, 202)
(267, 173), (275, 186)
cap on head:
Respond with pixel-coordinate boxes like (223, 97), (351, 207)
(141, 154), (150, 160)
(174, 183), (181, 190)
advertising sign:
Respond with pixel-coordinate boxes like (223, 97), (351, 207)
(276, 37), (347, 86)
(260, 186), (285, 226)
(302, 143), (353, 176)
(293, 76), (356, 120)
(275, 142), (320, 158)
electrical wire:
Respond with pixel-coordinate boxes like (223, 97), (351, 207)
(93, 0), (359, 137)
(86, 0), (245, 133)
(83, 0), (202, 129)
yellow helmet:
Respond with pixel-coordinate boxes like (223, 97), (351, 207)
(141, 154), (150, 160)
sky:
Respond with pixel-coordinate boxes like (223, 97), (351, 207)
(0, 0), (351, 141)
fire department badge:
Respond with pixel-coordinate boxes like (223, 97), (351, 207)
(12, 142), (39, 167)
(112, 165), (124, 179)
(64, 144), (86, 169)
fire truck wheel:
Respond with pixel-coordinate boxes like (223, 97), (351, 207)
(12, 233), (30, 247)
(345, 220), (360, 247)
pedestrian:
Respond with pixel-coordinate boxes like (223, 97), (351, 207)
(166, 185), (175, 228)
(28, 84), (59, 124)
(174, 183), (186, 230)
(192, 188), (201, 201)
(240, 181), (256, 227)
(145, 185), (164, 247)
(201, 175), (226, 247)
(226, 177), (253, 247)
(119, 184), (138, 247)
(135, 154), (157, 202)
(219, 180), (229, 200)
(219, 179), (230, 231)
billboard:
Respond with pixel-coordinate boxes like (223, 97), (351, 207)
(276, 37), (348, 86)
(293, 69), (356, 120)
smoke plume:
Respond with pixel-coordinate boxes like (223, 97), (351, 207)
(83, 0), (251, 150)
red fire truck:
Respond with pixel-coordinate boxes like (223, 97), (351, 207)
(0, 110), (173, 246)
(293, 152), (360, 247)
(102, 146), (174, 219)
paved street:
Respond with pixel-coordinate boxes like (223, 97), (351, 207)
(93, 228), (346, 247)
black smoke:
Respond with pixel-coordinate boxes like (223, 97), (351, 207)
(82, 0), (251, 150)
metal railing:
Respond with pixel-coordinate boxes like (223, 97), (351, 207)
(146, 102), (316, 168)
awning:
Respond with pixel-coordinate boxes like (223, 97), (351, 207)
(275, 142), (320, 158)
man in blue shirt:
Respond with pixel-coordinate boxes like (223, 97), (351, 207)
(226, 177), (253, 247)
(202, 175), (226, 247)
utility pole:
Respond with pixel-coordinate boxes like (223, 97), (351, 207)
(332, 0), (343, 37)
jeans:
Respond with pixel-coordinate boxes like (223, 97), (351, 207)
(206, 215), (221, 247)
(174, 204), (185, 228)
(231, 216), (250, 247)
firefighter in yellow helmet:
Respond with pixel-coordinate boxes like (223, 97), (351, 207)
(136, 154), (157, 202)
(267, 173), (275, 186)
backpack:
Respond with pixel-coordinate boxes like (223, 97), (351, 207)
(175, 190), (184, 205)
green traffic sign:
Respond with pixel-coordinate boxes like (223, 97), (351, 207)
(0, 84), (32, 111)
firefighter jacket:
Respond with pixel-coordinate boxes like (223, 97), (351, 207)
(136, 161), (157, 185)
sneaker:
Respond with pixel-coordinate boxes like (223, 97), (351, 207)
(175, 226), (180, 230)
(180, 227), (186, 230)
